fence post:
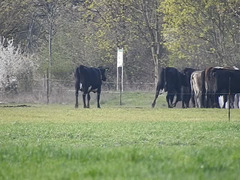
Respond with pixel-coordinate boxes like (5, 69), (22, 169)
(228, 76), (231, 122)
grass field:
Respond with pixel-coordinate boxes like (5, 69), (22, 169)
(0, 92), (240, 179)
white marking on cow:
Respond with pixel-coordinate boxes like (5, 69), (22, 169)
(92, 88), (98, 93)
(88, 86), (92, 92)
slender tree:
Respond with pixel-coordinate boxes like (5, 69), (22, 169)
(161, 0), (240, 67)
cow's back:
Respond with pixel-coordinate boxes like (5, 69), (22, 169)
(215, 68), (240, 94)
(165, 67), (181, 90)
(79, 65), (102, 87)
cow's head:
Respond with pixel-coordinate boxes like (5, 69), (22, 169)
(98, 66), (108, 81)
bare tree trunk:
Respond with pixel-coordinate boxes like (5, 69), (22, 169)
(142, 0), (163, 88)
(26, 17), (34, 53)
(47, 7), (53, 104)
(151, 46), (159, 87)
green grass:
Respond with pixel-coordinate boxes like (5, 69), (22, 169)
(94, 91), (168, 108)
(0, 93), (240, 179)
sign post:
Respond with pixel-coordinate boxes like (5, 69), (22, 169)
(117, 48), (123, 105)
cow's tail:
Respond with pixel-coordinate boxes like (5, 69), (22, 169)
(190, 73), (196, 107)
(163, 68), (167, 91)
(201, 70), (206, 107)
(74, 67), (79, 108)
(75, 67), (80, 91)
(152, 68), (165, 108)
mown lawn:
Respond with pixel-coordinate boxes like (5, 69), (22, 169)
(0, 93), (240, 179)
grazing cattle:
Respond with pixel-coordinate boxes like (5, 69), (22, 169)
(205, 67), (240, 108)
(75, 65), (107, 108)
(181, 68), (196, 108)
(152, 67), (182, 108)
(190, 70), (205, 108)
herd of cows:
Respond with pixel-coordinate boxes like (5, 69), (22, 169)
(152, 66), (240, 109)
(74, 65), (240, 109)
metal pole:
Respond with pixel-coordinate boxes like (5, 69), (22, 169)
(120, 69), (122, 106)
(121, 66), (123, 91)
(120, 67), (123, 105)
(228, 76), (231, 122)
(117, 66), (119, 91)
(47, 68), (49, 104)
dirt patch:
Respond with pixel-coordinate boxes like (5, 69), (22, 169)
(0, 104), (31, 108)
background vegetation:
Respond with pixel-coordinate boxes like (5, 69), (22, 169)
(1, 2), (240, 178)
(1, 0), (240, 90)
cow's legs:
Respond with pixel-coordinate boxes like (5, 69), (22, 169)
(152, 92), (159, 108)
(75, 90), (79, 108)
(201, 91), (205, 108)
(97, 93), (101, 108)
(214, 93), (220, 108)
(82, 93), (87, 108)
(194, 92), (199, 108)
(224, 94), (235, 109)
(181, 93), (186, 108)
(87, 93), (90, 108)
(166, 94), (171, 108)
(206, 92), (212, 108)
(75, 80), (80, 108)
(173, 92), (181, 107)
(223, 94), (228, 108)
(166, 93), (174, 108)
(182, 100), (185, 108)
(182, 90), (191, 108)
(196, 93), (201, 108)
(96, 88), (101, 108)
(182, 95), (190, 108)
(191, 93), (196, 108)
(205, 91), (211, 108)
(229, 94), (235, 108)
(235, 94), (240, 108)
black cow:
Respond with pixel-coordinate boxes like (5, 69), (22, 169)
(215, 68), (240, 108)
(152, 67), (182, 108)
(75, 65), (107, 108)
(181, 68), (196, 108)
(205, 67), (240, 108)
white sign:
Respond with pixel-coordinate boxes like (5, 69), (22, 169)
(117, 48), (123, 67)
